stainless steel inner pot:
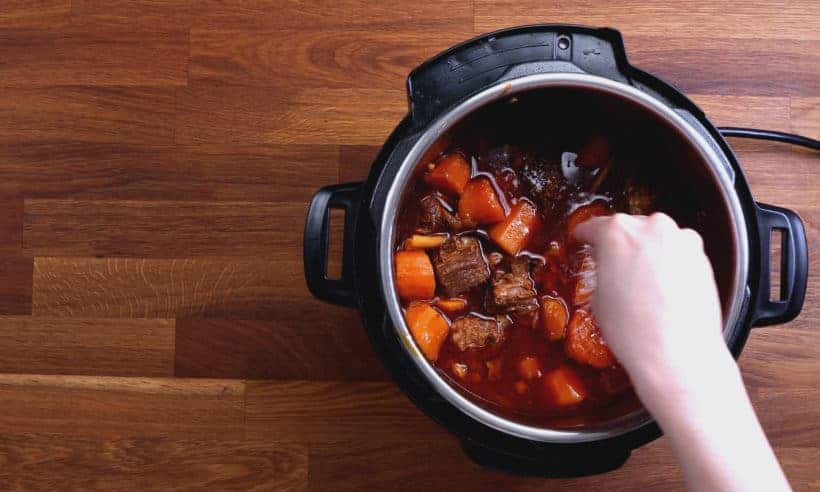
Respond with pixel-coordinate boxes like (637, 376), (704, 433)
(378, 72), (749, 443)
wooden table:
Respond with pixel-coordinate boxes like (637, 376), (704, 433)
(0, 1), (817, 489)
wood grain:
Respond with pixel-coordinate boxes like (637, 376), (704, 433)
(174, 316), (385, 380)
(0, 434), (307, 491)
(0, 142), (338, 202)
(0, 87), (176, 145)
(245, 381), (441, 442)
(0, 1), (816, 489)
(189, 29), (471, 89)
(0, 375), (245, 439)
(23, 200), (305, 257)
(0, 316), (174, 376)
(474, 0), (820, 40)
(32, 257), (304, 318)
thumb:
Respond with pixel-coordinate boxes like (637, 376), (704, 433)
(572, 216), (611, 245)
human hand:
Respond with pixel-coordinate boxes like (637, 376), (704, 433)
(574, 213), (726, 393)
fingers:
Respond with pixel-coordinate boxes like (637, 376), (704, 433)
(572, 216), (611, 245)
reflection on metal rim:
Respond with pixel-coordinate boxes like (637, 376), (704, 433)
(379, 73), (749, 443)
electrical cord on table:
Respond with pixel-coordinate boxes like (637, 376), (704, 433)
(718, 127), (820, 152)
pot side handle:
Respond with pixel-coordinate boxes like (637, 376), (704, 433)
(303, 182), (362, 308)
(752, 203), (808, 326)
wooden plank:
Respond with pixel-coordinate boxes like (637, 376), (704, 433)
(791, 97), (820, 139)
(0, 256), (32, 315)
(0, 28), (188, 87)
(0, 87), (175, 145)
(32, 257), (303, 318)
(175, 84), (406, 146)
(338, 145), (379, 183)
(740, 326), (819, 390)
(0, 316), (174, 377)
(70, 0), (192, 33)
(474, 0), (820, 41)
(191, 0), (473, 31)
(174, 315), (386, 380)
(754, 387), (820, 448)
(0, 0), (70, 29)
(0, 375), (245, 439)
(0, 142), (338, 202)
(0, 434), (307, 491)
(189, 29), (469, 89)
(245, 381), (441, 442)
(690, 95), (791, 132)
(23, 199), (305, 258)
(0, 185), (22, 254)
(626, 37), (819, 97)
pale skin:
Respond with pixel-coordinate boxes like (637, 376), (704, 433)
(575, 213), (790, 492)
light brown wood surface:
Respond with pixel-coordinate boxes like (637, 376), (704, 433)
(0, 1), (817, 490)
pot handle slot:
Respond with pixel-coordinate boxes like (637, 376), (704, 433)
(752, 202), (808, 326)
(304, 182), (362, 308)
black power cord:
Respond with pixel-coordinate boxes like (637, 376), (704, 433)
(718, 127), (820, 152)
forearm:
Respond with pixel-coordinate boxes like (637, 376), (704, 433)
(634, 346), (790, 492)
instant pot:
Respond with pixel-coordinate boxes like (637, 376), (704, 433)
(303, 25), (809, 476)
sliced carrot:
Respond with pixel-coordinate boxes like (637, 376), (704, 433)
(458, 177), (506, 226)
(543, 366), (588, 405)
(564, 309), (616, 369)
(540, 296), (569, 341)
(405, 234), (448, 250)
(566, 201), (612, 240)
(435, 297), (468, 315)
(488, 200), (540, 255)
(517, 356), (542, 380)
(424, 153), (471, 195)
(395, 250), (435, 302)
(404, 303), (450, 361)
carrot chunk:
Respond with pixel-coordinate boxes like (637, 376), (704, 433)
(540, 296), (569, 341)
(488, 200), (540, 255)
(394, 250), (435, 302)
(543, 366), (588, 405)
(405, 234), (448, 250)
(424, 153), (471, 195)
(566, 201), (612, 240)
(517, 356), (542, 380)
(564, 309), (616, 369)
(458, 178), (506, 226)
(435, 297), (468, 315)
(404, 303), (450, 361)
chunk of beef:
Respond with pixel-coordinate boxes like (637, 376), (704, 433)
(486, 256), (539, 315)
(451, 314), (510, 351)
(564, 309), (616, 369)
(431, 236), (490, 296)
(520, 159), (568, 212)
(417, 194), (460, 234)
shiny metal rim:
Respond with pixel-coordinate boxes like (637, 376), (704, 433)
(378, 72), (749, 443)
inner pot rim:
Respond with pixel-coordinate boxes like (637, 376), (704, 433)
(379, 72), (749, 443)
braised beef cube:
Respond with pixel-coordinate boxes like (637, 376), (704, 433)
(431, 236), (490, 296)
(520, 160), (567, 211)
(486, 256), (539, 315)
(624, 178), (657, 215)
(417, 194), (460, 234)
(478, 145), (514, 173)
(451, 314), (510, 351)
